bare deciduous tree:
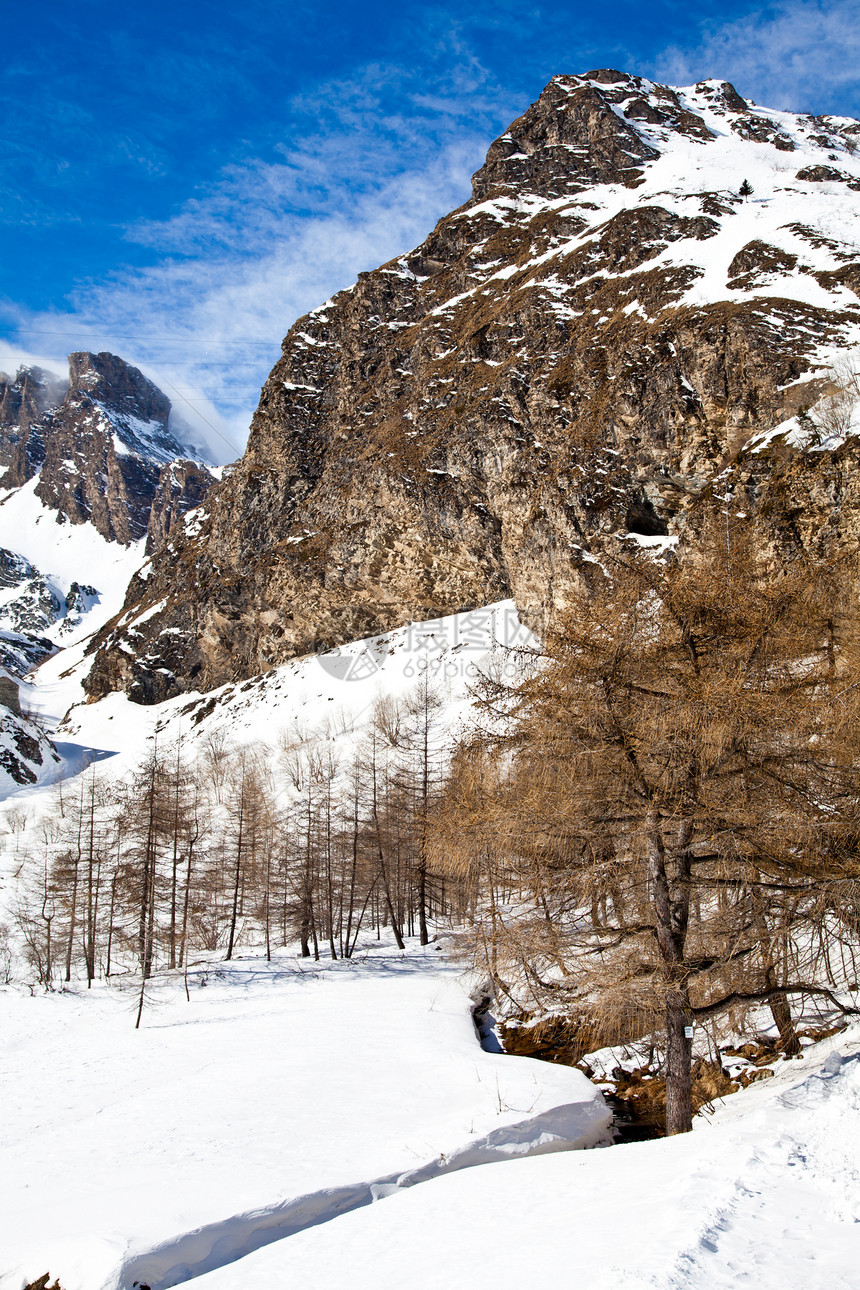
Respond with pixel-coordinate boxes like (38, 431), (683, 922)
(435, 522), (860, 1133)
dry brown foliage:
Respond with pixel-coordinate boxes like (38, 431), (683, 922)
(431, 516), (860, 1131)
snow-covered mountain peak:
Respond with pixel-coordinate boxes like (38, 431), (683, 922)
(81, 71), (860, 707)
(458, 70), (860, 359)
(0, 353), (217, 744)
(59, 350), (205, 470)
(474, 69), (860, 226)
(69, 349), (169, 416)
(0, 349), (217, 554)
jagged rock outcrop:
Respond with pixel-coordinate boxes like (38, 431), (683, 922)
(0, 707), (61, 787)
(145, 459), (217, 555)
(0, 630), (55, 678)
(0, 668), (61, 788)
(0, 365), (68, 485)
(0, 354), (217, 681)
(0, 548), (62, 635)
(0, 674), (21, 716)
(0, 352), (215, 548)
(85, 71), (860, 704)
(59, 582), (99, 638)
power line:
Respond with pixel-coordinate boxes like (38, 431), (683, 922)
(0, 355), (245, 457)
(0, 325), (280, 347)
(153, 374), (243, 457)
(0, 356), (266, 371)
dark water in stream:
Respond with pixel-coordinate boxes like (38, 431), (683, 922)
(602, 1093), (663, 1143)
(472, 993), (662, 1145)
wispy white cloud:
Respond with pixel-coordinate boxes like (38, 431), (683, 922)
(8, 54), (522, 463)
(24, 2), (859, 468)
(0, 341), (229, 466)
(651, 0), (860, 114)
(0, 345), (69, 386)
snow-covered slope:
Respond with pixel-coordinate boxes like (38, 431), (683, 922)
(0, 356), (218, 797)
(194, 1033), (860, 1290)
(0, 478), (147, 790)
(0, 941), (610, 1290)
(0, 477), (146, 653)
(0, 445), (188, 790)
(5, 600), (530, 805)
(2, 940), (858, 1290)
(474, 73), (860, 329)
(0, 701), (61, 791)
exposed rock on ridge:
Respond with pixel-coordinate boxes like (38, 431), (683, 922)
(0, 665), (62, 788)
(0, 353), (215, 547)
(0, 365), (68, 485)
(84, 71), (860, 704)
(145, 459), (216, 556)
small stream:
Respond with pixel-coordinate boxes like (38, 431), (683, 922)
(471, 992), (662, 1145)
(602, 1093), (663, 1143)
(121, 996), (611, 1290)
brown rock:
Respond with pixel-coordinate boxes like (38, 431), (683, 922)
(1, 353), (215, 547)
(82, 74), (860, 705)
(0, 365), (66, 486)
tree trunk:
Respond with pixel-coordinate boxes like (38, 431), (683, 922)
(343, 796), (359, 957)
(263, 845), (272, 963)
(647, 807), (695, 1136)
(105, 865), (118, 978)
(65, 832), (82, 981)
(418, 712), (431, 945)
(144, 840), (156, 979)
(179, 845), (193, 971)
(665, 986), (693, 1135)
(417, 857), (429, 946)
(755, 904), (802, 1058)
(225, 790), (244, 961)
(768, 978), (801, 1056)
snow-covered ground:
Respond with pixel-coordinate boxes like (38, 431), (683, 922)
(0, 479), (145, 653)
(0, 599), (534, 816)
(200, 1033), (860, 1290)
(0, 482), (148, 793)
(0, 938), (610, 1290)
(2, 937), (859, 1290)
(4, 598), (858, 1290)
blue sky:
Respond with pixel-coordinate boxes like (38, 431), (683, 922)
(3, 0), (860, 460)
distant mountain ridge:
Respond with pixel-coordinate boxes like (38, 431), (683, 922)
(0, 351), (219, 783)
(83, 70), (860, 703)
(0, 352), (215, 547)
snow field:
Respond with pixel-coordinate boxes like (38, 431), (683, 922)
(0, 479), (146, 654)
(190, 1037), (860, 1290)
(0, 940), (609, 1290)
(4, 940), (860, 1290)
(0, 600), (533, 822)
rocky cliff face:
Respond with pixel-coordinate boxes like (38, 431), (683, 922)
(84, 71), (860, 704)
(0, 353), (216, 696)
(0, 365), (68, 485)
(0, 667), (62, 788)
(0, 352), (215, 547)
(145, 459), (216, 556)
